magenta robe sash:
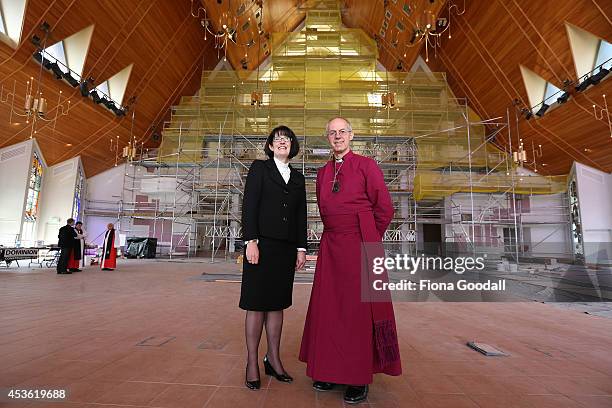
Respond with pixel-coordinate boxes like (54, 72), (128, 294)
(328, 212), (401, 368)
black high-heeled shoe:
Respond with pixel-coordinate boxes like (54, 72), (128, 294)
(263, 355), (293, 383)
(245, 364), (261, 390)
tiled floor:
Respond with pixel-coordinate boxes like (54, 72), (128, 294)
(1, 259), (611, 407)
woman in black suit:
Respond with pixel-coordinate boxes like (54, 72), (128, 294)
(240, 125), (307, 390)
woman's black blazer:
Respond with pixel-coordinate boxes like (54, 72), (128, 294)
(242, 159), (307, 249)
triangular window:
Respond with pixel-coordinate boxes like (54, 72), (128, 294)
(543, 82), (562, 106)
(40, 25), (94, 78)
(0, 0), (27, 47)
(594, 39), (611, 71)
(93, 64), (133, 107)
(44, 40), (69, 73)
(566, 23), (611, 80)
(520, 65), (562, 116)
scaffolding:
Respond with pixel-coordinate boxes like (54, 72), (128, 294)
(100, 0), (570, 261)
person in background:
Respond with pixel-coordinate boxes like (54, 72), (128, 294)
(57, 218), (76, 275)
(68, 221), (85, 272)
(100, 223), (117, 271)
(75, 222), (87, 268)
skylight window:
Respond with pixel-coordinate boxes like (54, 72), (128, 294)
(520, 65), (562, 115)
(43, 40), (69, 73)
(566, 23), (611, 80)
(93, 64), (133, 107)
(0, 9), (6, 35)
(37, 25), (94, 80)
(543, 82), (562, 105)
(94, 81), (110, 99)
(594, 39), (611, 71)
(0, 0), (27, 47)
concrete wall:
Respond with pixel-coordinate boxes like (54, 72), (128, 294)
(36, 157), (83, 244)
(573, 162), (612, 264)
(85, 163), (126, 246)
(0, 139), (46, 247)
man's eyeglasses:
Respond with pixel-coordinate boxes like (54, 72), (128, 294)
(326, 128), (351, 138)
(273, 135), (291, 143)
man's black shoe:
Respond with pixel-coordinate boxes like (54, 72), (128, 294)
(57, 271), (72, 274)
(313, 381), (335, 391)
(344, 385), (368, 404)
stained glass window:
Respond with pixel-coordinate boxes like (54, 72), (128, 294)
(72, 167), (84, 220)
(24, 153), (43, 221)
(21, 152), (43, 246)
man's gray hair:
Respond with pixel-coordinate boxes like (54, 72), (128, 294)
(325, 117), (353, 134)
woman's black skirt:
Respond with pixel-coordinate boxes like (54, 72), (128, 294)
(239, 237), (297, 311)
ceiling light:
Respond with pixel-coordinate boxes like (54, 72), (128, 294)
(557, 91), (570, 104)
(90, 90), (103, 104)
(589, 67), (610, 85)
(61, 70), (79, 87)
(535, 103), (549, 117)
(575, 78), (591, 92)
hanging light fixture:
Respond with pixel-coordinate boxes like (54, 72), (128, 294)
(592, 94), (612, 140)
(190, 0), (261, 61)
(512, 139), (543, 172)
(1, 77), (71, 138)
(511, 107), (543, 173)
(402, 0), (466, 63)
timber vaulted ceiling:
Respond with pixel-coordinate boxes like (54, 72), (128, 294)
(0, 0), (610, 176)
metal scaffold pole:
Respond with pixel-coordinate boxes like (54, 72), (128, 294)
(88, 0), (570, 264)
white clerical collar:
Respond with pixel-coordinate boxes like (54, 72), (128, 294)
(334, 150), (351, 163)
(274, 157), (290, 170)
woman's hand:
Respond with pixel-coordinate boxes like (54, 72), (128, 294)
(246, 241), (259, 264)
(296, 251), (306, 270)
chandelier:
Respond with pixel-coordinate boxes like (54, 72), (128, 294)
(190, 0), (263, 60)
(592, 94), (612, 139)
(402, 0), (466, 63)
(1, 77), (71, 139)
(512, 138), (543, 172)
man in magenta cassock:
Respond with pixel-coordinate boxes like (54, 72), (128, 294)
(299, 117), (401, 404)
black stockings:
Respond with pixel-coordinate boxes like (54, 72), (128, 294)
(245, 310), (286, 380)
